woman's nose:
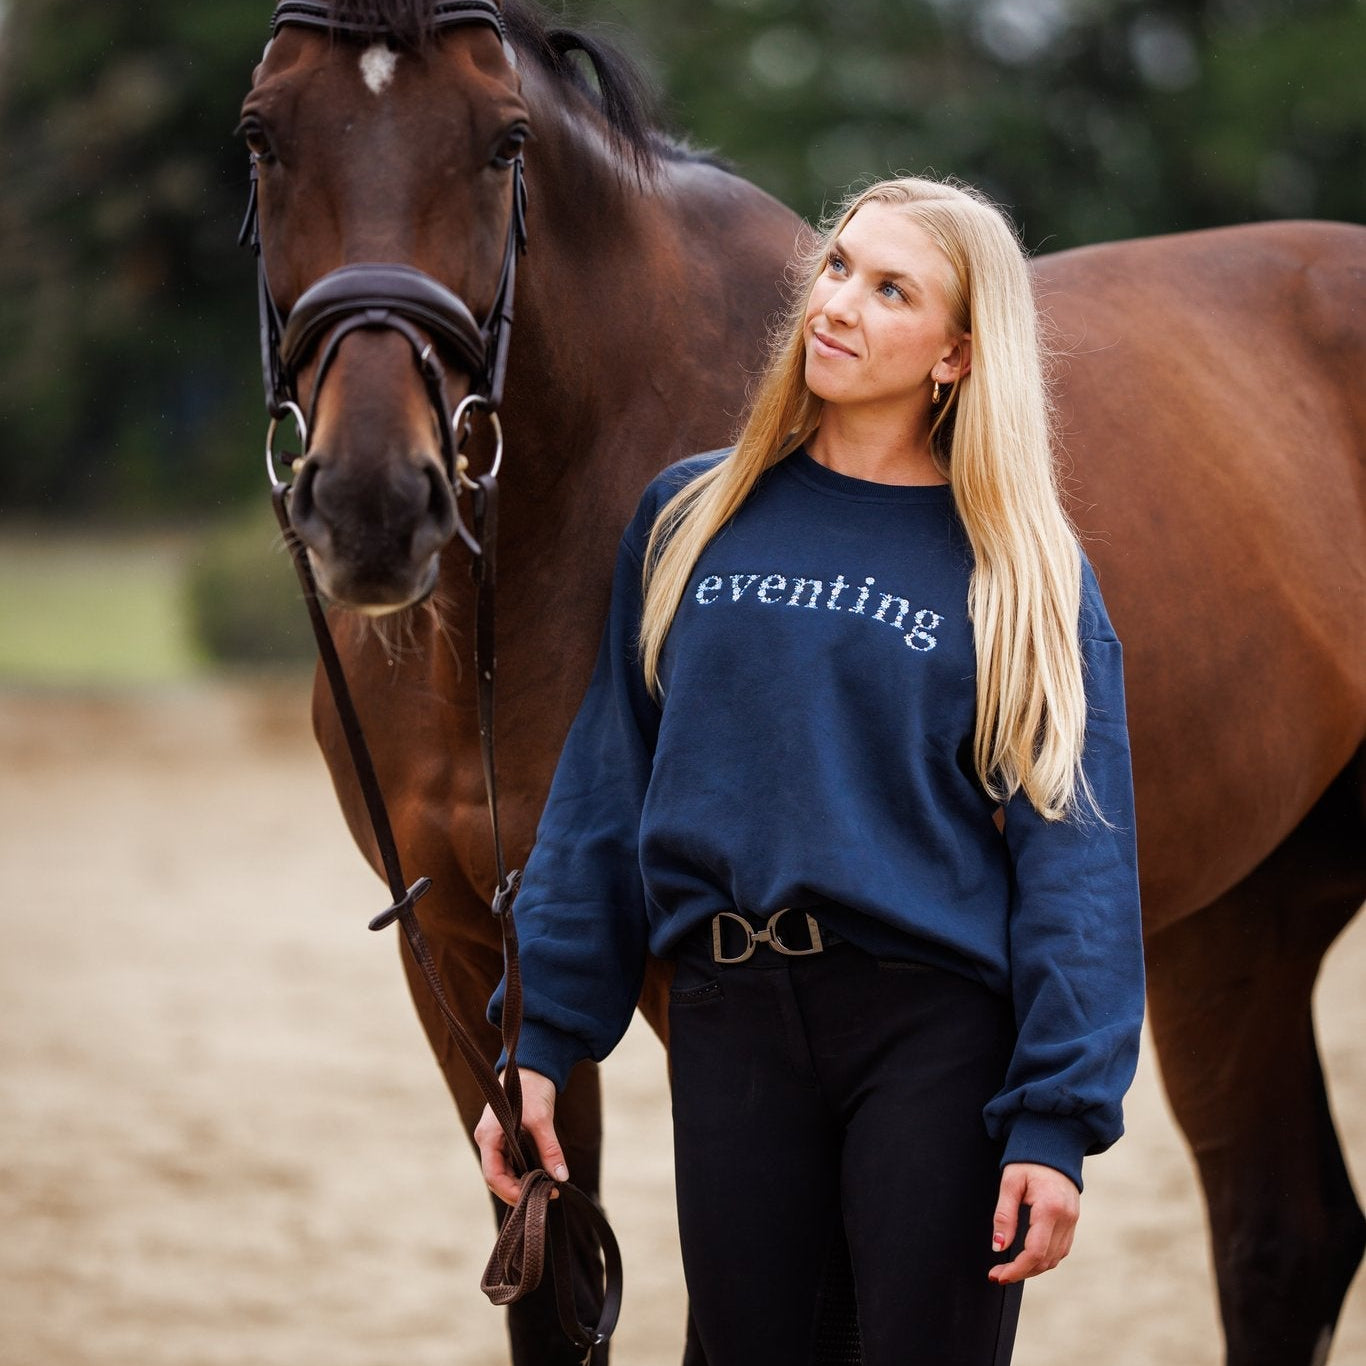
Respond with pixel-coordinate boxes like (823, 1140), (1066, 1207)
(824, 280), (859, 324)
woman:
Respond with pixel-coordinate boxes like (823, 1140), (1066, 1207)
(476, 176), (1144, 1365)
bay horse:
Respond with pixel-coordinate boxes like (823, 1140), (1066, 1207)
(239, 2), (1366, 1363)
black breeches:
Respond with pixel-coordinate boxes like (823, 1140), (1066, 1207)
(667, 934), (1023, 1366)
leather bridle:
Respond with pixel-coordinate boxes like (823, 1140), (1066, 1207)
(239, 3), (621, 1356)
(240, 0), (528, 526)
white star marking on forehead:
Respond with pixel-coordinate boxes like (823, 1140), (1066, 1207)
(360, 44), (399, 95)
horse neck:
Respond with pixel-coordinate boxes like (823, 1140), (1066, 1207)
(430, 83), (798, 671)
(506, 134), (696, 441)
(492, 91), (798, 510)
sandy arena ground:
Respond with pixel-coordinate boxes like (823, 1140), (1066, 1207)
(2, 682), (1364, 1366)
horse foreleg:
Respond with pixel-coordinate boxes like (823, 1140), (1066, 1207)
(397, 931), (610, 1366)
(1146, 770), (1366, 1366)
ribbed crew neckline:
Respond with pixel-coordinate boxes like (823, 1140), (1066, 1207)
(781, 446), (954, 505)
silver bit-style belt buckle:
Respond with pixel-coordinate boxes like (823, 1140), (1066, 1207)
(711, 908), (825, 964)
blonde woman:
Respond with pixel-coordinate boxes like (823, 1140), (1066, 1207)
(477, 176), (1144, 1365)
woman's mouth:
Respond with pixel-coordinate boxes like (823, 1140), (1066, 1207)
(811, 330), (857, 359)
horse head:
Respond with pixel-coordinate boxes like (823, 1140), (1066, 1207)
(240, 0), (528, 611)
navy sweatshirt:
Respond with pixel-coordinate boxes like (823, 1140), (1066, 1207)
(492, 447), (1144, 1188)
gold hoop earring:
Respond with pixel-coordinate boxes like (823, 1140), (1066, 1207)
(932, 380), (942, 404)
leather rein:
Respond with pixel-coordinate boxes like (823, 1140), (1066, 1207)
(240, 2), (621, 1354)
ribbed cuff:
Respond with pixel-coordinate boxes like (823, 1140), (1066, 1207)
(1000, 1112), (1093, 1192)
(497, 1019), (588, 1093)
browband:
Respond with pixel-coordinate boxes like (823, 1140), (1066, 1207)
(271, 0), (504, 39)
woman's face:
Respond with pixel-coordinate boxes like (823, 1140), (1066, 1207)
(803, 203), (971, 419)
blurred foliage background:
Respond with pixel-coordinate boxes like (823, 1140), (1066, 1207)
(0, 0), (1361, 675)
(1, 0), (1362, 522)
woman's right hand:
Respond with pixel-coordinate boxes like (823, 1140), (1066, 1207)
(475, 1068), (568, 1206)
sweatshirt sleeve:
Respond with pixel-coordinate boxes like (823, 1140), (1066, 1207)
(486, 511), (662, 1091)
(983, 564), (1145, 1190)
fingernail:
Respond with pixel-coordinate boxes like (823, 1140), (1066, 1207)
(554, 1164), (568, 1182)
(992, 1234), (1005, 1251)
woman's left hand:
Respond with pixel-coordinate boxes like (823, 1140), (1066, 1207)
(987, 1162), (1080, 1283)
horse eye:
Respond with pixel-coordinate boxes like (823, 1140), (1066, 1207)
(490, 124), (528, 170)
(235, 117), (274, 164)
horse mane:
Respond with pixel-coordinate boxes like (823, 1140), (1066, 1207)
(330, 0), (695, 173)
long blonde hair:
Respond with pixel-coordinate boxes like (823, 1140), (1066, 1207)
(640, 176), (1090, 821)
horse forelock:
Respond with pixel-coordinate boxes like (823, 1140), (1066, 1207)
(329, 0), (436, 49)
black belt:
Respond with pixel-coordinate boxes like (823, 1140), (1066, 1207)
(709, 907), (845, 964)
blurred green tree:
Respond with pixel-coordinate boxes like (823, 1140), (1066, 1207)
(0, 0), (265, 516)
(580, 0), (1366, 245)
(0, 0), (1360, 517)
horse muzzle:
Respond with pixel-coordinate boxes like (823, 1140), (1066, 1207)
(285, 436), (455, 612)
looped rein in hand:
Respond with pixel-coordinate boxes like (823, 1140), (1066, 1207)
(243, 1), (621, 1354)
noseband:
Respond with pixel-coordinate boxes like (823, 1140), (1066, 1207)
(240, 0), (527, 525)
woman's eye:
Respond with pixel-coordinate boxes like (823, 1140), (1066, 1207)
(491, 125), (529, 169)
(880, 282), (904, 300)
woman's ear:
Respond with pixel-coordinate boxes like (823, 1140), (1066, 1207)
(934, 332), (972, 385)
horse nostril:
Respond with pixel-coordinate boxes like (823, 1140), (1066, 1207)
(426, 464), (445, 519)
(414, 460), (456, 558)
(284, 456), (334, 555)
(288, 458), (317, 527)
